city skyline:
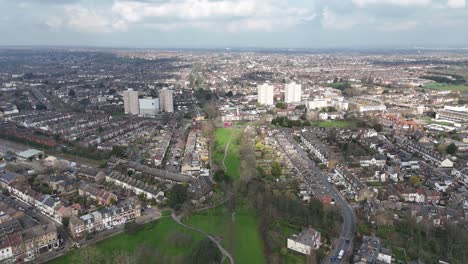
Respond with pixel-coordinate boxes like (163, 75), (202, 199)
(0, 0), (467, 48)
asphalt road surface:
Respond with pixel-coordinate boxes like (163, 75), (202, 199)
(280, 130), (356, 264)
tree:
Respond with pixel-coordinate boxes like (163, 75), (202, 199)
(271, 161), (282, 178)
(409, 175), (422, 186)
(373, 123), (383, 132)
(62, 217), (70, 228)
(168, 184), (188, 210)
(275, 101), (287, 109)
(68, 88), (76, 98)
(447, 143), (458, 155)
(213, 170), (230, 183)
(111, 145), (127, 158)
(203, 103), (218, 119)
(191, 238), (222, 264)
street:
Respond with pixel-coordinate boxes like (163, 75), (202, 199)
(279, 129), (356, 264)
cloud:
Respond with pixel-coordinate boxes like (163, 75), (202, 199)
(46, 0), (315, 33)
(47, 5), (123, 33)
(447, 0), (465, 8)
(352, 0), (432, 7)
(321, 7), (358, 30)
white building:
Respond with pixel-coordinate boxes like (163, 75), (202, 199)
(307, 97), (349, 111)
(287, 227), (321, 255)
(139, 97), (159, 116)
(284, 82), (302, 103)
(257, 83), (274, 106)
(159, 89), (174, 113)
(123, 90), (139, 115)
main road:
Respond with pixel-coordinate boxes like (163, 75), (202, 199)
(279, 129), (356, 264)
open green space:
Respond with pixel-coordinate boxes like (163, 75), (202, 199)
(213, 128), (242, 181)
(184, 205), (265, 264)
(48, 217), (205, 264)
(310, 120), (356, 128)
(423, 83), (468, 91)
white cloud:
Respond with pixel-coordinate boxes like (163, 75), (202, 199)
(321, 7), (358, 30)
(46, 0), (315, 33)
(447, 0), (465, 8)
(352, 0), (432, 7)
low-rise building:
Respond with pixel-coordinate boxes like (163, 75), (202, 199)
(287, 227), (321, 255)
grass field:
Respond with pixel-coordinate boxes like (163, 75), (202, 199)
(423, 83), (468, 91)
(48, 217), (204, 264)
(310, 120), (355, 128)
(213, 128), (242, 181)
(185, 205), (265, 264)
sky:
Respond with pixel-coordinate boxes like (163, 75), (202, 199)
(0, 0), (467, 49)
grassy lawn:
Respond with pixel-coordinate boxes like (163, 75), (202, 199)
(310, 120), (355, 128)
(423, 83), (468, 91)
(48, 217), (204, 264)
(184, 205), (265, 264)
(213, 128), (242, 181)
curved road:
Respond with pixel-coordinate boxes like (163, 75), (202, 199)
(280, 129), (357, 264)
(171, 211), (235, 264)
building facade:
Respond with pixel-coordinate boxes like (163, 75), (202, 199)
(284, 82), (302, 103)
(159, 90), (174, 113)
(257, 83), (274, 106)
(123, 90), (139, 115)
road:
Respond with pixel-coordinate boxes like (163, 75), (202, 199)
(279, 129), (356, 264)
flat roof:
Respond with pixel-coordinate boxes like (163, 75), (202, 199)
(16, 149), (44, 158)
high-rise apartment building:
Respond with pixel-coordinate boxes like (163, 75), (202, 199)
(159, 89), (174, 113)
(257, 83), (274, 106)
(285, 82), (302, 103)
(123, 90), (139, 115)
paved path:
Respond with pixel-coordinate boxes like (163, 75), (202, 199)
(221, 133), (233, 171)
(171, 211), (235, 264)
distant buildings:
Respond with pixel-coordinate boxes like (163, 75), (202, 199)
(159, 89), (174, 113)
(257, 83), (274, 106)
(139, 97), (160, 116)
(285, 82), (302, 103)
(123, 90), (139, 115)
(436, 105), (468, 124)
(287, 227), (321, 255)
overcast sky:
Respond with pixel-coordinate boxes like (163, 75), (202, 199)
(0, 0), (467, 48)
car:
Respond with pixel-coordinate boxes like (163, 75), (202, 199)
(345, 239), (350, 244)
(331, 256), (337, 262)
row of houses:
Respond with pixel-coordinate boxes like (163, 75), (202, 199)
(395, 136), (454, 168)
(300, 132), (338, 169)
(105, 171), (165, 202)
(68, 199), (141, 240)
(334, 166), (375, 201)
(0, 223), (59, 264)
(1, 171), (81, 224)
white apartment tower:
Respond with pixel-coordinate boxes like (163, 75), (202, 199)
(257, 83), (274, 106)
(285, 82), (302, 103)
(159, 89), (174, 113)
(123, 90), (139, 115)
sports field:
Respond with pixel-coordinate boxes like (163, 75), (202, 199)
(423, 83), (468, 91)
